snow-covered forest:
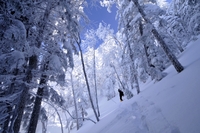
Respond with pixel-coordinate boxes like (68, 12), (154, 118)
(0, 0), (200, 133)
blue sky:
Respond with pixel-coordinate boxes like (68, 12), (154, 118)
(84, 2), (118, 32)
(84, 0), (172, 33)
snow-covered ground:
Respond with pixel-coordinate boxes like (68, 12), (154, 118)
(42, 36), (200, 133)
(72, 37), (200, 133)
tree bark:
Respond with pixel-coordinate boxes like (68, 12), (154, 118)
(26, 3), (53, 133)
(27, 74), (47, 133)
(132, 0), (184, 73)
(13, 55), (38, 133)
(151, 29), (184, 72)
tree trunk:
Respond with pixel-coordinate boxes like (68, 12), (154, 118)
(81, 107), (85, 121)
(77, 42), (100, 122)
(126, 33), (140, 94)
(93, 48), (100, 117)
(27, 74), (47, 133)
(3, 69), (18, 133)
(132, 0), (184, 73)
(24, 3), (53, 132)
(70, 71), (80, 130)
(129, 49), (140, 94)
(13, 55), (38, 133)
(133, 73), (140, 94)
(151, 29), (184, 72)
(13, 2), (52, 132)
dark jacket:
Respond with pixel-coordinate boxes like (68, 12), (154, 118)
(118, 89), (124, 97)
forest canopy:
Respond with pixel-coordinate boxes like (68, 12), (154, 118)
(0, 0), (200, 132)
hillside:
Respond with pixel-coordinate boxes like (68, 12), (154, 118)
(72, 37), (200, 133)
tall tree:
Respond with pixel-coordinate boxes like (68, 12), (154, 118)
(131, 0), (184, 73)
(0, 0), (87, 132)
(166, 0), (200, 47)
(93, 47), (100, 117)
(76, 35), (100, 122)
(0, 13), (27, 133)
(27, 0), (87, 132)
(70, 70), (80, 130)
(82, 29), (100, 117)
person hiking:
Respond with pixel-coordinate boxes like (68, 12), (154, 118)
(118, 89), (124, 101)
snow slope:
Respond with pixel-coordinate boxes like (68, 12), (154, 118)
(72, 37), (200, 133)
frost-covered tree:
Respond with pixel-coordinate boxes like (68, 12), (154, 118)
(117, 0), (144, 93)
(69, 70), (80, 130)
(0, 0), (87, 132)
(0, 13), (27, 133)
(166, 0), (200, 47)
(129, 0), (184, 73)
(82, 29), (100, 117)
(99, 0), (183, 92)
(94, 23), (132, 97)
(136, 0), (183, 74)
(68, 55), (91, 125)
(76, 37), (100, 122)
(27, 0), (87, 132)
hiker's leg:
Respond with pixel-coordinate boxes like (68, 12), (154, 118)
(120, 96), (123, 101)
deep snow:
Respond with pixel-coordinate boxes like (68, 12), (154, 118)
(38, 36), (200, 133)
(73, 37), (200, 133)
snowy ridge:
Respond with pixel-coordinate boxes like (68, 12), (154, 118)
(73, 37), (200, 133)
